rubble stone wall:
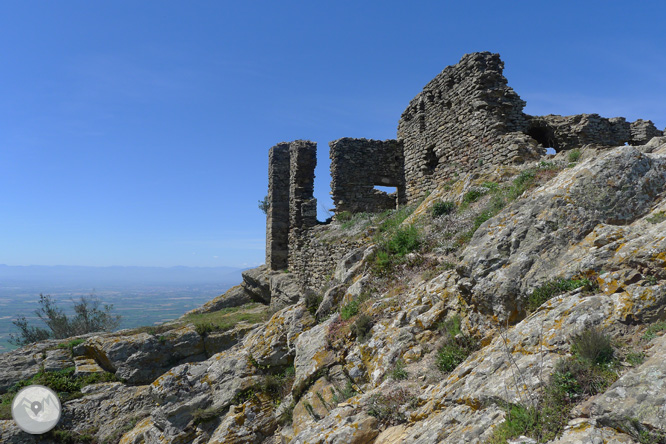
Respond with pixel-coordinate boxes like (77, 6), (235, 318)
(329, 138), (406, 214)
(265, 140), (317, 271)
(396, 52), (542, 203)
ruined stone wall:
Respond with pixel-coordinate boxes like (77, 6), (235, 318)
(288, 224), (367, 293)
(396, 52), (541, 203)
(329, 138), (406, 214)
(265, 140), (317, 271)
(526, 114), (662, 151)
(396, 51), (663, 204)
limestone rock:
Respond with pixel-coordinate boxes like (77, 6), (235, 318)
(241, 265), (272, 303)
(0, 339), (73, 393)
(458, 146), (666, 320)
(208, 393), (278, 444)
(292, 316), (338, 398)
(547, 419), (636, 443)
(82, 325), (206, 384)
(589, 334), (666, 436)
(244, 302), (315, 368)
(185, 284), (254, 315)
(290, 409), (379, 444)
(203, 322), (256, 356)
(268, 272), (302, 311)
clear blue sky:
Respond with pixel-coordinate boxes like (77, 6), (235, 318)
(1, 1), (664, 268)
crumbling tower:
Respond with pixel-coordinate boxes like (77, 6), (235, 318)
(265, 140), (317, 271)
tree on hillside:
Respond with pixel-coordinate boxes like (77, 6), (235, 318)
(9, 294), (122, 346)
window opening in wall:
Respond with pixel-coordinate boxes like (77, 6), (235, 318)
(374, 185), (397, 194)
(526, 124), (559, 152)
(424, 144), (438, 174)
(373, 185), (399, 210)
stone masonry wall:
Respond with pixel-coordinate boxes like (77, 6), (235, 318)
(265, 140), (317, 271)
(288, 224), (367, 293)
(526, 114), (662, 151)
(265, 51), (664, 290)
(396, 52), (541, 203)
(396, 51), (663, 204)
(329, 138), (406, 214)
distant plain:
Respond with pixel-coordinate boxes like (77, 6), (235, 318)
(0, 265), (244, 352)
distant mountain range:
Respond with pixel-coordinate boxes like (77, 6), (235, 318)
(0, 265), (247, 287)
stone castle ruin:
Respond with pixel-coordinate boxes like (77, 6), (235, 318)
(265, 52), (663, 288)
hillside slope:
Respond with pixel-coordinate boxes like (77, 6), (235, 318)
(3, 141), (666, 443)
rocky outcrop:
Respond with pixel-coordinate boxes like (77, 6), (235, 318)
(459, 146), (666, 321)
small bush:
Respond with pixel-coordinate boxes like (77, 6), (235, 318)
(568, 148), (581, 162)
(647, 211), (666, 224)
(336, 211), (353, 222)
(487, 403), (539, 444)
(386, 225), (420, 256)
(10, 294), (121, 346)
(489, 331), (618, 444)
(366, 388), (415, 427)
(1, 367), (119, 420)
(643, 320), (666, 341)
(570, 327), (614, 365)
(390, 359), (408, 380)
(194, 322), (216, 337)
(625, 351), (645, 366)
(351, 314), (374, 342)
(277, 401), (295, 426)
(340, 299), (361, 321)
(526, 277), (598, 312)
(57, 338), (86, 351)
(305, 292), (323, 317)
(436, 316), (478, 373)
(432, 201), (456, 217)
(462, 189), (483, 204)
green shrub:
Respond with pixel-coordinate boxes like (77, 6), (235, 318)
(571, 327), (614, 365)
(390, 359), (408, 380)
(10, 294), (121, 346)
(340, 299), (361, 321)
(489, 330), (618, 444)
(626, 352), (645, 366)
(487, 403), (539, 444)
(194, 322), (216, 337)
(432, 201), (456, 217)
(462, 189), (483, 204)
(386, 225), (420, 256)
(277, 401), (295, 425)
(305, 292), (323, 316)
(57, 338), (86, 351)
(643, 320), (666, 341)
(436, 316), (478, 373)
(336, 211), (352, 221)
(192, 405), (226, 424)
(378, 206), (416, 233)
(366, 388), (415, 427)
(647, 211), (666, 224)
(568, 148), (581, 162)
(438, 315), (462, 337)
(351, 314), (374, 342)
(526, 277), (598, 312)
